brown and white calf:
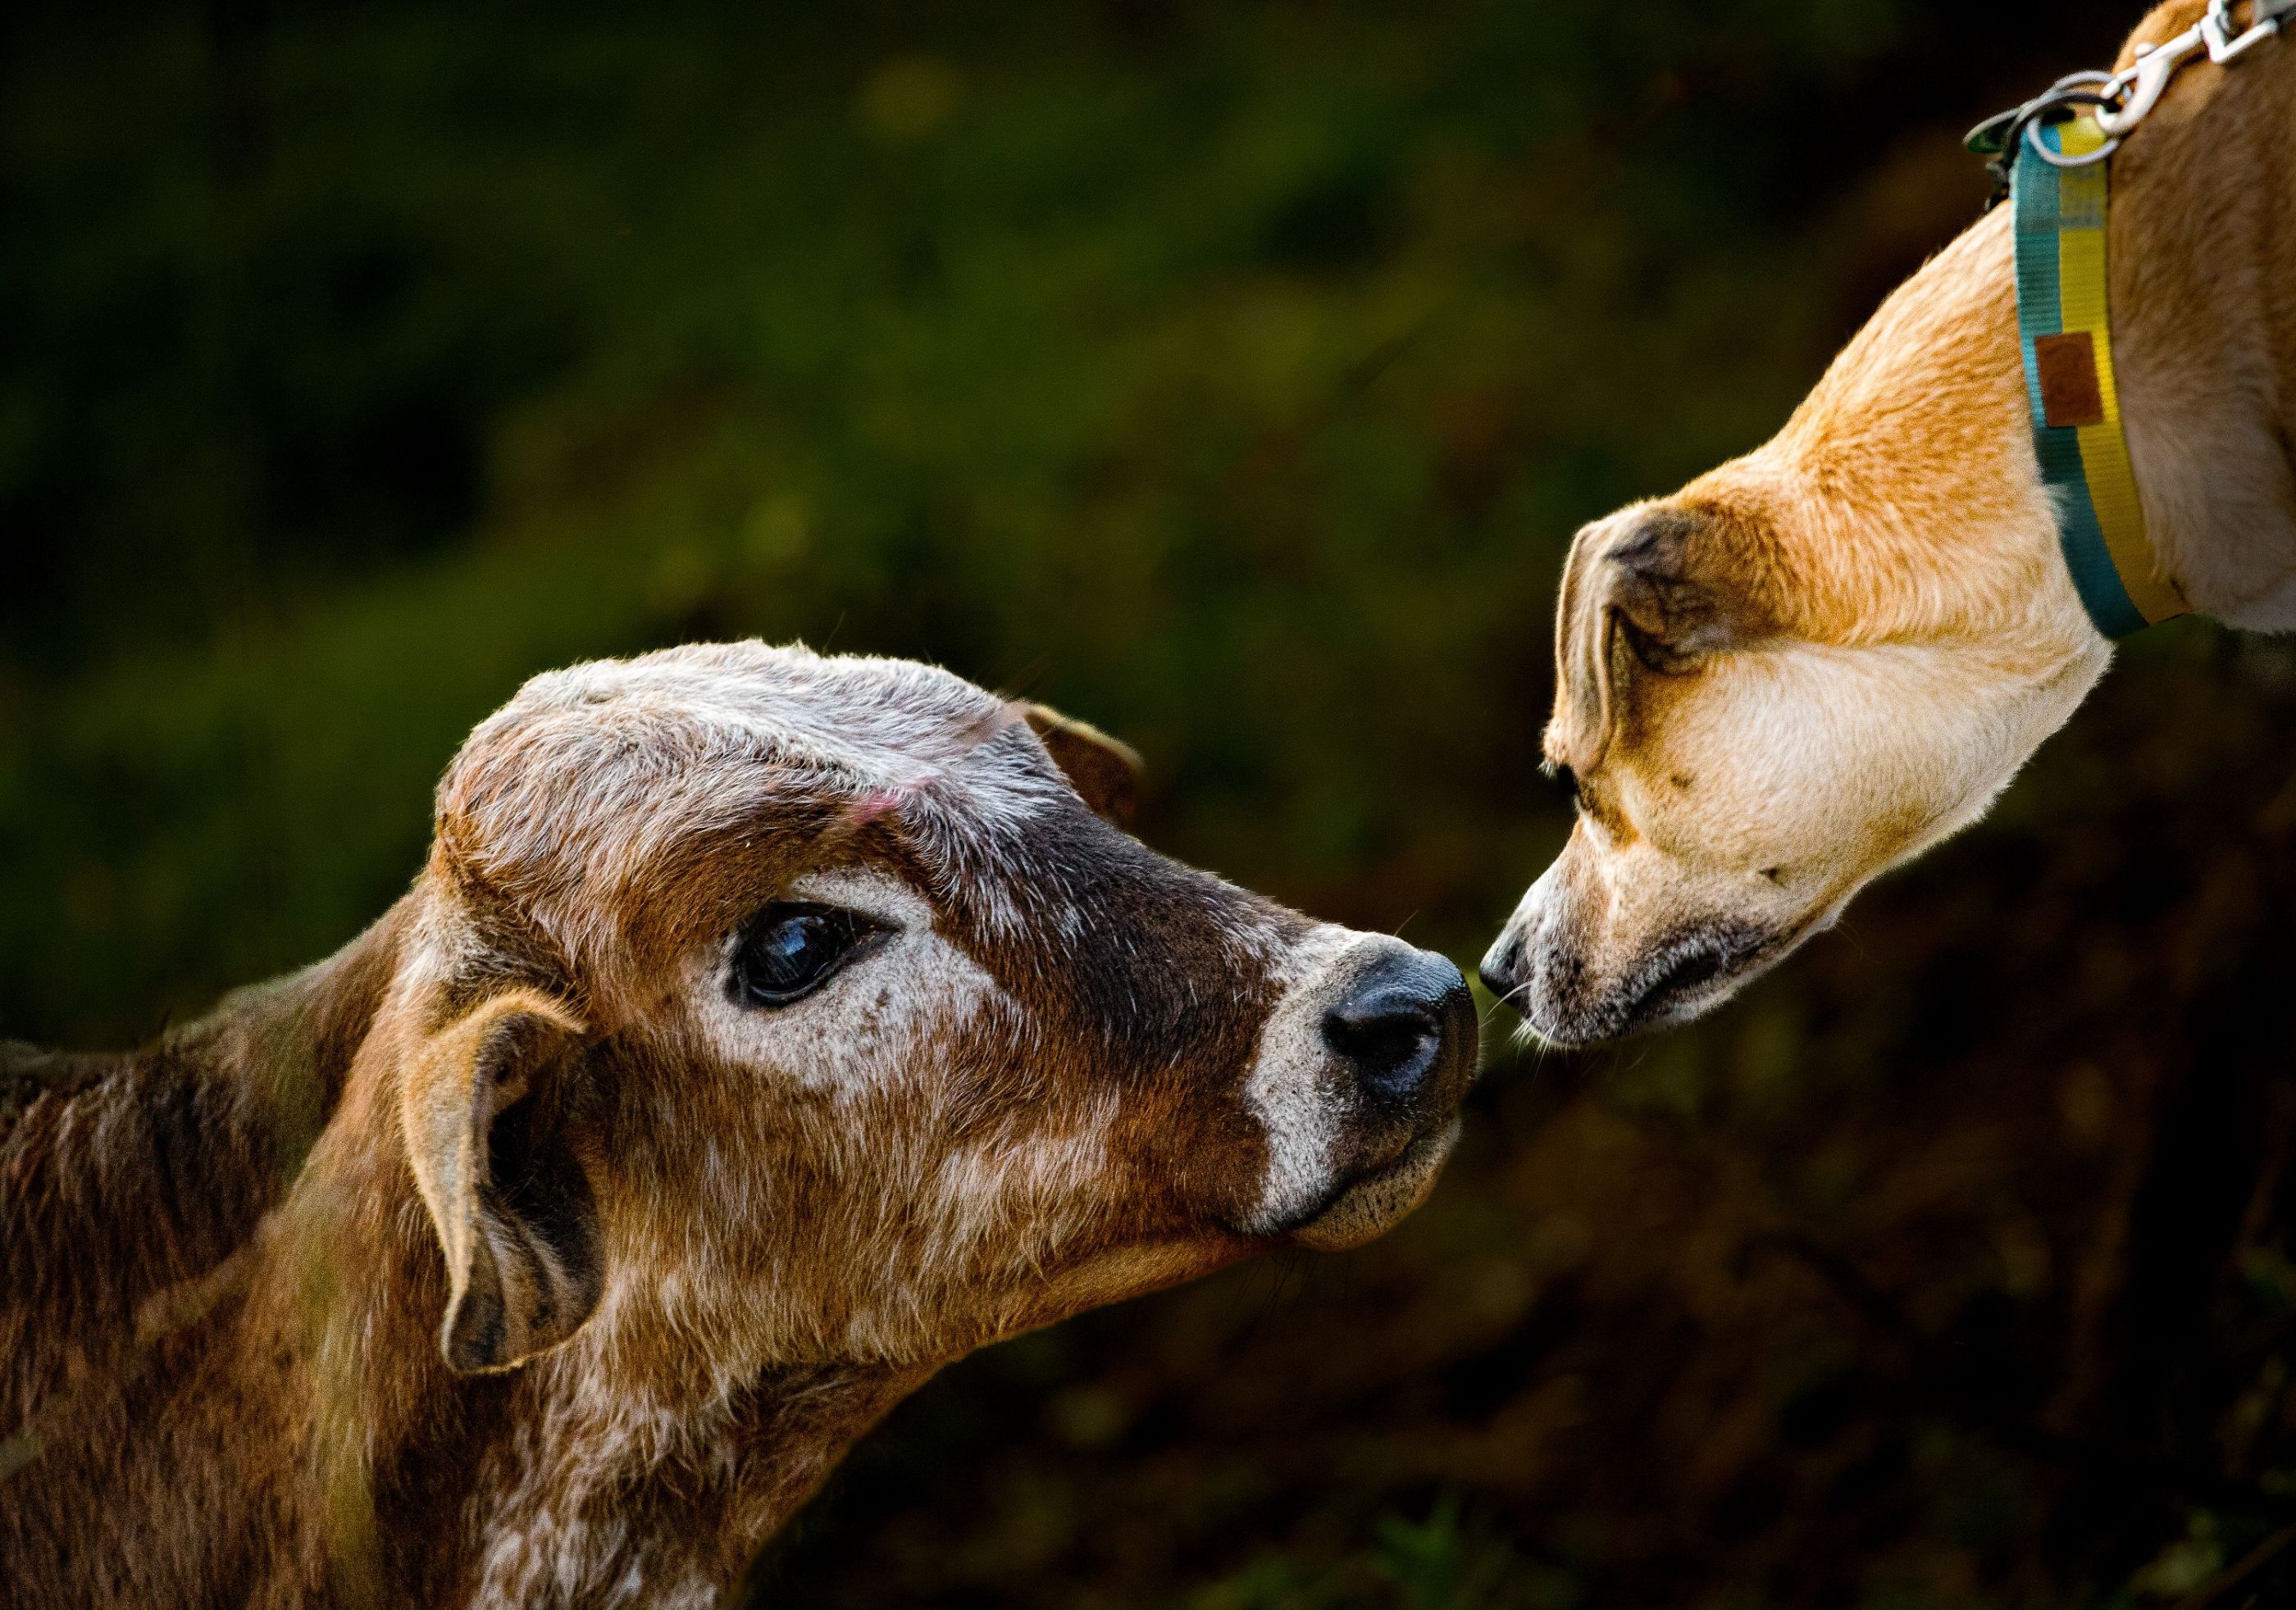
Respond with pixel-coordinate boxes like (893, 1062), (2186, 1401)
(1, 643), (1476, 1607)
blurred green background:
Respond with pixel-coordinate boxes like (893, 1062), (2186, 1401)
(11, 2), (2296, 1605)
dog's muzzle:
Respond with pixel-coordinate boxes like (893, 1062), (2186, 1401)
(1480, 911), (1766, 1046)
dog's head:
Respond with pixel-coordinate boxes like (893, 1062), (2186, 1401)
(362, 643), (1474, 1378)
(1479, 481), (2104, 1044)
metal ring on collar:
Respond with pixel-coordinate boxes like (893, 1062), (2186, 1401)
(2017, 77), (2125, 168)
(2025, 120), (2120, 167)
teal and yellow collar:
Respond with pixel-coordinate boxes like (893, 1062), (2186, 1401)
(1974, 4), (2294, 636)
(2009, 114), (2189, 639)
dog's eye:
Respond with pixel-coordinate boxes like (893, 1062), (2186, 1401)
(731, 903), (887, 1008)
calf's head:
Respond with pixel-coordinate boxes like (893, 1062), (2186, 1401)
(364, 643), (1477, 1385)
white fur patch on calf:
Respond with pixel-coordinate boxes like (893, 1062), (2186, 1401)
(441, 644), (1079, 966)
(1240, 924), (1358, 1233)
(686, 867), (1004, 1100)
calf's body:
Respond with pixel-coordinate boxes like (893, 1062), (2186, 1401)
(1482, 0), (2296, 1041)
(2, 644), (1475, 1606)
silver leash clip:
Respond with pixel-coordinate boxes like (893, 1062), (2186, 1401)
(2203, 0), (2285, 63)
(2093, 26), (2206, 136)
(1967, 2), (2287, 203)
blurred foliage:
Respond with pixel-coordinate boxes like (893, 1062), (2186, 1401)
(14, 2), (2296, 1607)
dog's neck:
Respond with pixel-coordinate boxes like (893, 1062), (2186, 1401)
(2, 916), (927, 1608)
(1727, 23), (2296, 639)
(2106, 20), (2296, 630)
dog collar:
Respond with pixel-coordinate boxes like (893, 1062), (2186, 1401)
(1974, 2), (2295, 637)
(2009, 114), (2189, 639)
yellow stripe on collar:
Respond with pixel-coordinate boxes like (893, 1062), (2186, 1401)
(2012, 116), (2189, 636)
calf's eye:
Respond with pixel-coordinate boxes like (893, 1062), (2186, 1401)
(731, 903), (887, 1008)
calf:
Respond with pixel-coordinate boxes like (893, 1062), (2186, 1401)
(1480, 0), (2296, 1043)
(2, 643), (1475, 1607)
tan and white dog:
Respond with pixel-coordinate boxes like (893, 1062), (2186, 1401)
(2, 643), (1475, 1607)
(1481, 0), (2296, 1044)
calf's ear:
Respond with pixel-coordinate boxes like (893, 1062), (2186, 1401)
(1548, 504), (1768, 771)
(1024, 704), (1145, 826)
(399, 989), (603, 1374)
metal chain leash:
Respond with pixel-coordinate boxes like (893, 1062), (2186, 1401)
(1967, 0), (2294, 197)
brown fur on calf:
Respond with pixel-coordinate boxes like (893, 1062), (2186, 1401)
(2, 644), (1475, 1607)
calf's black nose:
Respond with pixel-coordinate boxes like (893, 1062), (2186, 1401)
(1322, 948), (1475, 1110)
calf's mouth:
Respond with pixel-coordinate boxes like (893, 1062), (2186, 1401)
(1289, 1118), (1464, 1252)
(1238, 932), (1480, 1250)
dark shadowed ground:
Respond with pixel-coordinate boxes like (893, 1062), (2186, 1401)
(9, 2), (2294, 1604)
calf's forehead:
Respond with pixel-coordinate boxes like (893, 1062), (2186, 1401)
(433, 643), (1091, 941)
(467, 643), (1047, 788)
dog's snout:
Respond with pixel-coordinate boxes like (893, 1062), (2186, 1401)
(1321, 948), (1474, 1109)
(1476, 926), (1525, 1001)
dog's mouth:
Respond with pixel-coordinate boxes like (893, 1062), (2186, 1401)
(1528, 925), (1778, 1047)
(1286, 1120), (1462, 1253)
(1621, 939), (1738, 1026)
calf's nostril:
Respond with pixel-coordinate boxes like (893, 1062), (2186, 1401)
(1323, 1003), (1438, 1093)
(1322, 950), (1472, 1106)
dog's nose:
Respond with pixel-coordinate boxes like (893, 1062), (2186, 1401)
(1322, 948), (1475, 1110)
(1476, 927), (1524, 1003)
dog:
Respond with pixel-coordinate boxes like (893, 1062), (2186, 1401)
(1480, 0), (2296, 1044)
(1, 642), (1476, 1607)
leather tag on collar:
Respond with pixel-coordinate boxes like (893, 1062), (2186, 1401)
(2034, 332), (2106, 429)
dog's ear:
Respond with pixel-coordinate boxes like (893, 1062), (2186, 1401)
(1024, 704), (1144, 826)
(1601, 507), (1763, 668)
(399, 989), (602, 1373)
(1548, 504), (1766, 772)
